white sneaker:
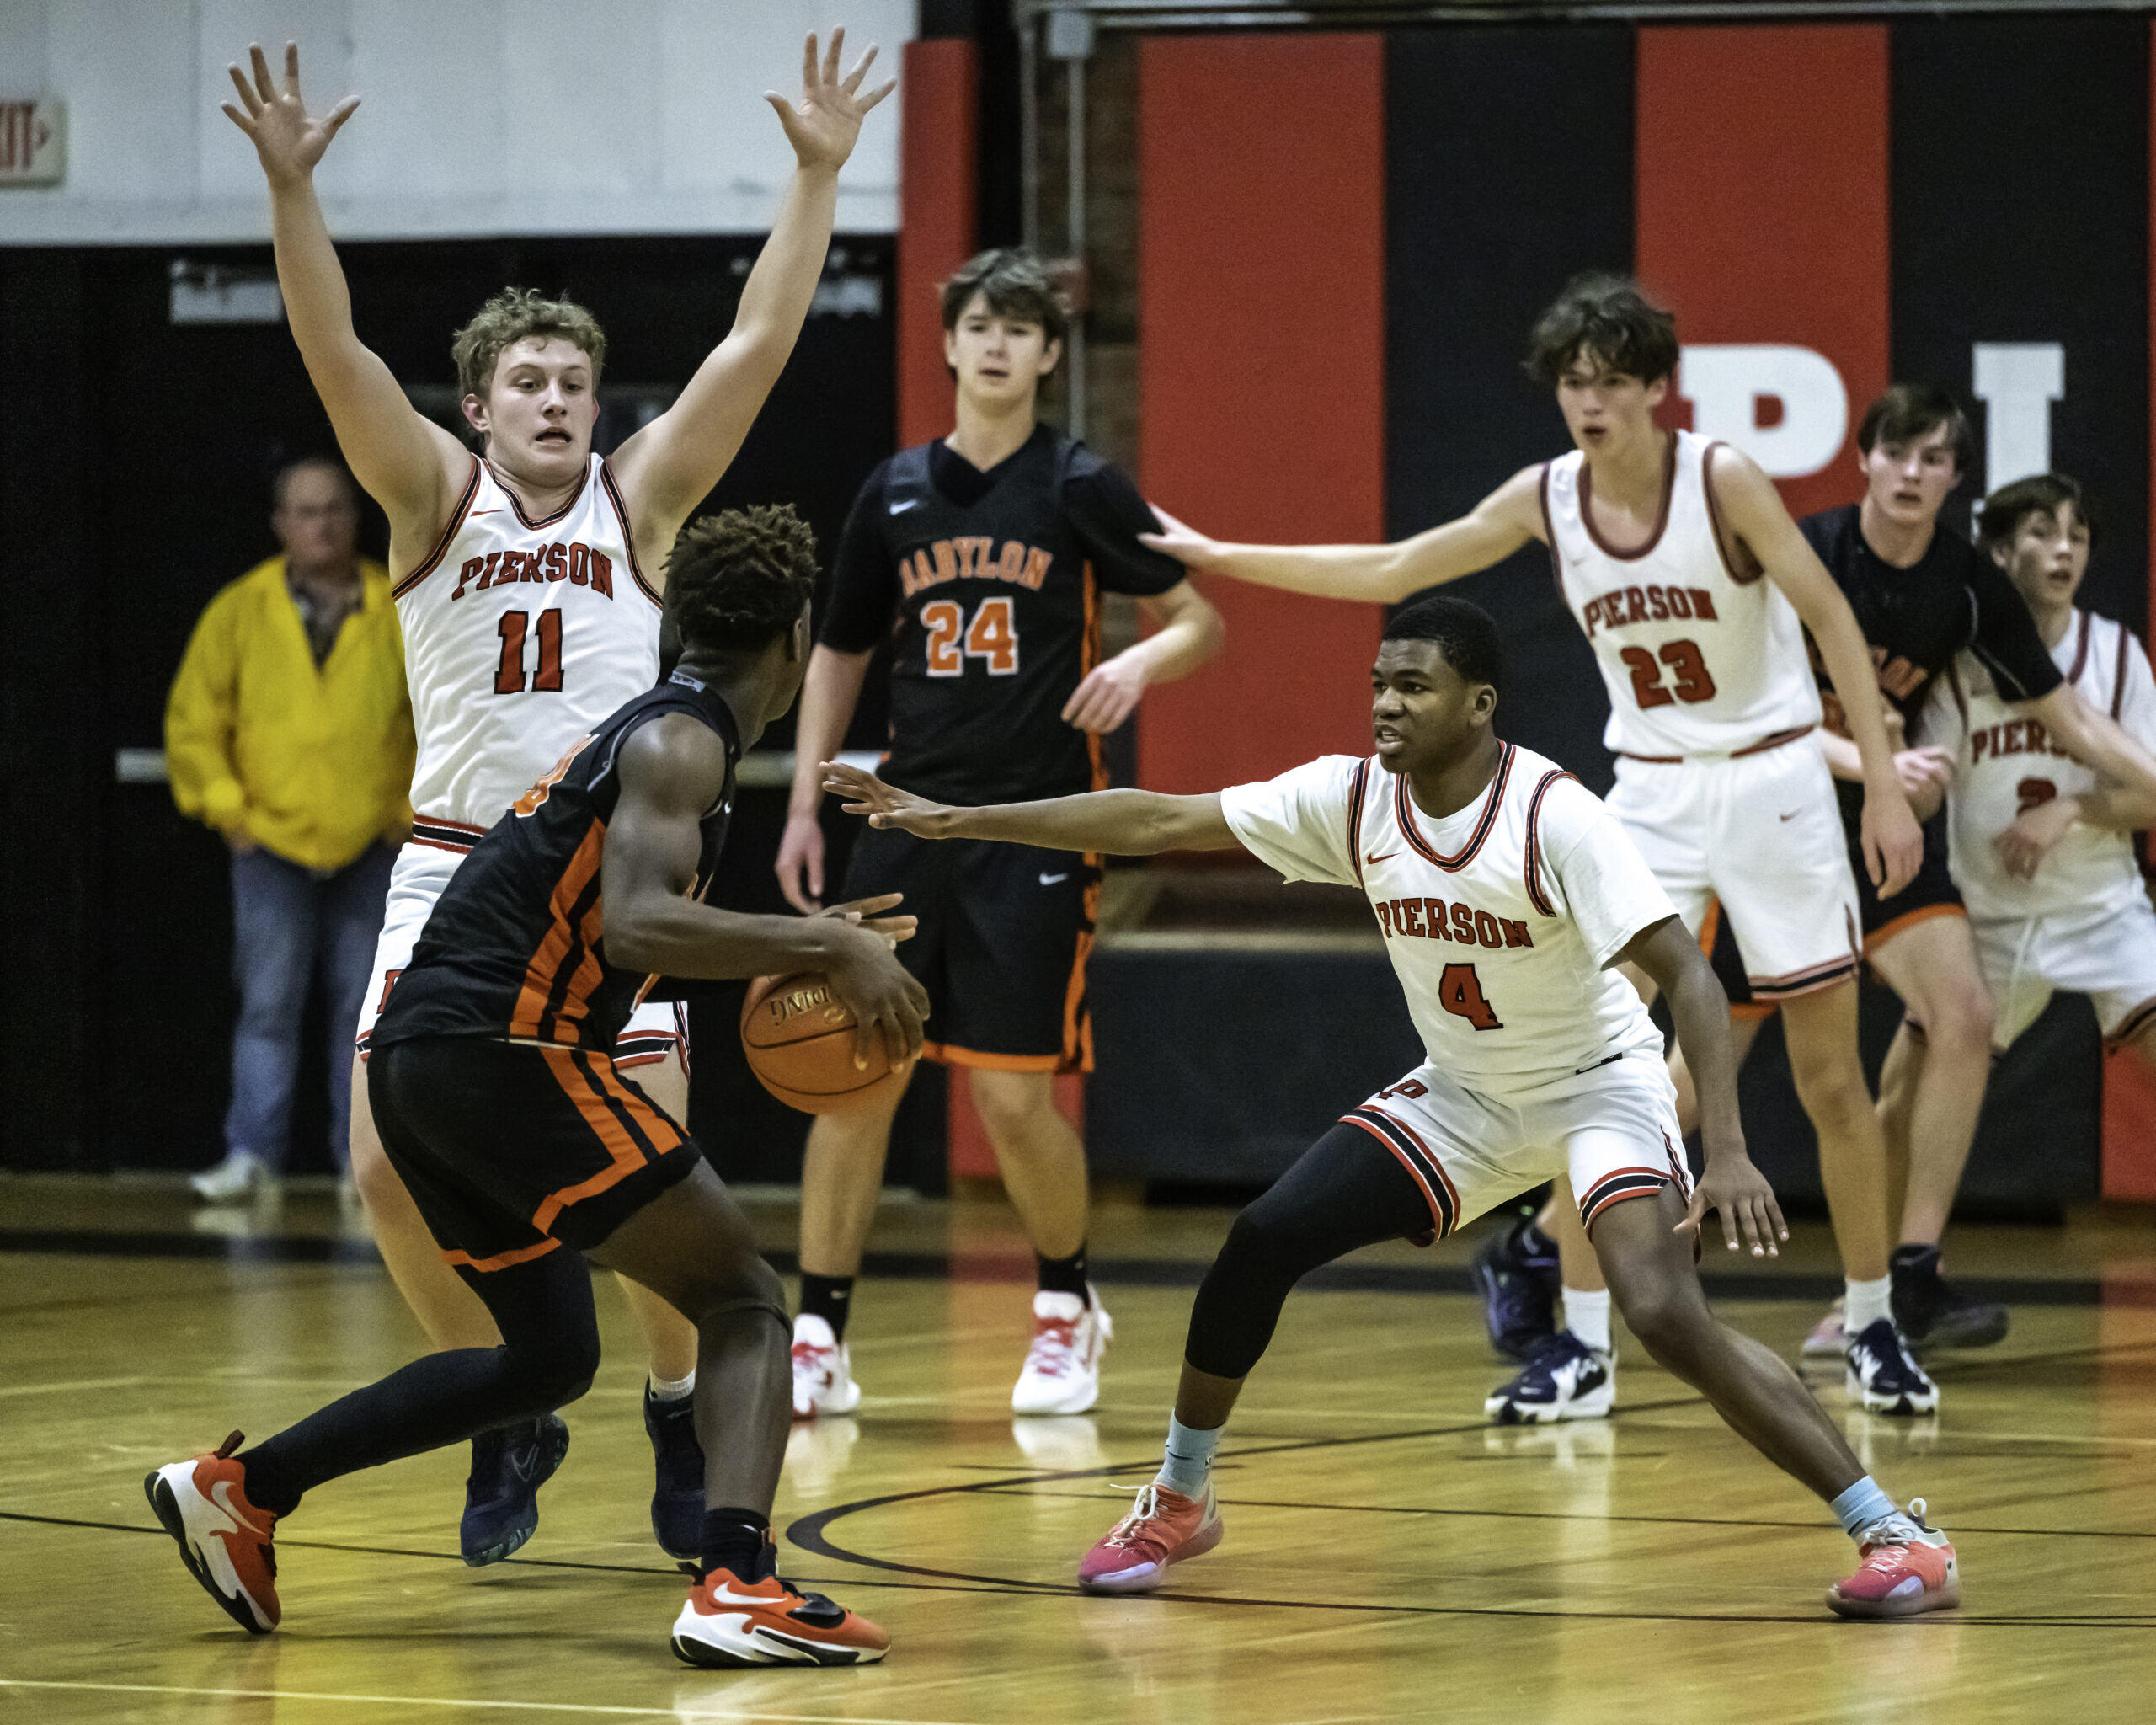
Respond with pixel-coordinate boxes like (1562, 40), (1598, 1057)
(1483, 1331), (1614, 1424)
(1012, 1288), (1112, 1415)
(790, 1314), (861, 1419)
(1802, 1297), (1847, 1358)
(190, 1151), (269, 1204)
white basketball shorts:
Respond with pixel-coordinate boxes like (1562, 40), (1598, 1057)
(355, 841), (688, 1068)
(1341, 1050), (1692, 1239)
(1606, 739), (1860, 1001)
(1972, 901), (2156, 1052)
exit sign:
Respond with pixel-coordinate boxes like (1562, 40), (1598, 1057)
(0, 99), (65, 187)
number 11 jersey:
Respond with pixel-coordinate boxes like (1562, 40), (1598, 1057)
(1544, 429), (1821, 760)
(392, 454), (664, 843)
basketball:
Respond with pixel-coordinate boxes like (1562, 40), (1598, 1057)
(739, 970), (908, 1114)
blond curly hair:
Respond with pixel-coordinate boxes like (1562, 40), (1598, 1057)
(450, 287), (607, 399)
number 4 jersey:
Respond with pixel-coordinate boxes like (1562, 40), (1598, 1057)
(392, 454), (664, 845)
(1221, 744), (1673, 1095)
(1544, 430), (1822, 760)
(820, 425), (1186, 804)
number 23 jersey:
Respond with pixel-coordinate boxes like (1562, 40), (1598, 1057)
(1221, 744), (1673, 1096)
(393, 454), (664, 841)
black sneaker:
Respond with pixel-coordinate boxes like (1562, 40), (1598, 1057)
(644, 1386), (704, 1562)
(1844, 1317), (1940, 1416)
(461, 1413), (570, 1567)
(1892, 1245), (2009, 1350)
(1470, 1215), (1561, 1363)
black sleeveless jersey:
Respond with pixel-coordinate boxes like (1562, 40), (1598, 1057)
(372, 670), (740, 1055)
(1799, 504), (2063, 731)
(819, 425), (1184, 803)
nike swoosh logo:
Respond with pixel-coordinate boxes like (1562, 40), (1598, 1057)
(703, 1583), (782, 1608)
(507, 1450), (539, 1482)
(211, 1478), (264, 1534)
(889, 499), (921, 515)
(1779, 811), (1801, 821)
(1364, 851), (1398, 865)
(470, 510), (500, 517)
(1039, 872), (1070, 885)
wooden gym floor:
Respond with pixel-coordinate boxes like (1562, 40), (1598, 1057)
(2, 1173), (2153, 1724)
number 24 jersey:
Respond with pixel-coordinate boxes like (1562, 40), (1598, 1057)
(1221, 745), (1673, 1096)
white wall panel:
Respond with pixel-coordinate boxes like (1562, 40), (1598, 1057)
(0, 0), (908, 242)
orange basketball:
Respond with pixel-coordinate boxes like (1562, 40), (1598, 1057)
(739, 972), (910, 1114)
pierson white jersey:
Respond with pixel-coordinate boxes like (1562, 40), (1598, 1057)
(392, 455), (663, 848)
(1544, 430), (1821, 760)
(1221, 744), (1673, 1095)
(1924, 609), (2156, 922)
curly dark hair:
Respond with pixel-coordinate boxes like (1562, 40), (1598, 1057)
(664, 505), (818, 654)
(1525, 272), (1679, 388)
(1384, 595), (1505, 699)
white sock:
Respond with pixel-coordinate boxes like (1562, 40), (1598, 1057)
(1563, 1287), (1612, 1354)
(1845, 1276), (1893, 1335)
(648, 1370), (696, 1402)
(1155, 1415), (1222, 1497)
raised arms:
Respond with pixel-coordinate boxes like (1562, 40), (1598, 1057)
(607, 30), (895, 553)
(603, 718), (927, 1065)
(222, 44), (467, 547)
(821, 762), (1239, 857)
(1138, 467), (1546, 605)
(1706, 447), (1922, 895)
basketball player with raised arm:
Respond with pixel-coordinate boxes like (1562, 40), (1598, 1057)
(773, 249), (1223, 1419)
(1912, 474), (2156, 1099)
(219, 35), (892, 1562)
(822, 595), (1961, 1620)
(1141, 275), (1942, 1420)
(147, 510), (925, 1667)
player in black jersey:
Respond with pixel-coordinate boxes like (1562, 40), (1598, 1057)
(1794, 386), (2156, 1348)
(146, 509), (923, 1669)
(775, 248), (1224, 1420)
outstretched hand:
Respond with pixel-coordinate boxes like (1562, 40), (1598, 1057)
(766, 28), (896, 175)
(813, 892), (918, 947)
(1138, 505), (1225, 571)
(1679, 1155), (1788, 1258)
(820, 762), (953, 839)
(221, 42), (358, 182)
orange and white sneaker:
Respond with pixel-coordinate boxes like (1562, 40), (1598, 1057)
(1012, 1289), (1113, 1416)
(671, 1564), (889, 1667)
(1077, 1479), (1222, 1594)
(144, 1432), (281, 1633)
(791, 1315), (862, 1420)
(1826, 1499), (1961, 1619)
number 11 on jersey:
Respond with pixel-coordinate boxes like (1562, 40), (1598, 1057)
(496, 610), (565, 695)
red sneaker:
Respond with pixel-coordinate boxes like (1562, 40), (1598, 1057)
(671, 1567), (889, 1667)
(1826, 1499), (1961, 1618)
(1077, 1480), (1222, 1594)
(144, 1432), (280, 1632)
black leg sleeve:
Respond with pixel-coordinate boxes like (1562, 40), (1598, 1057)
(237, 1247), (600, 1515)
(1183, 1122), (1435, 1381)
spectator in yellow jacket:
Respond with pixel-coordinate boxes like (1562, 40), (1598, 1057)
(167, 459), (414, 1201)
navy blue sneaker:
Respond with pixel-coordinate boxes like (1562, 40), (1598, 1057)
(1484, 1330), (1614, 1424)
(644, 1386), (704, 1562)
(1470, 1215), (1561, 1363)
(461, 1413), (570, 1567)
(1844, 1318), (1940, 1416)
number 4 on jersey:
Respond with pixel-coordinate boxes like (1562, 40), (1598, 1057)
(1438, 963), (1503, 1030)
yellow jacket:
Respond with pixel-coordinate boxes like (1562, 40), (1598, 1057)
(165, 556), (416, 873)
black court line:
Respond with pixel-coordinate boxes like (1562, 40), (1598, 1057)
(5, 1227), (2152, 1310)
(781, 1405), (2156, 1628)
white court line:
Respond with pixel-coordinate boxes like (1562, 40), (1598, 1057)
(0, 1680), (970, 1724)
(0, 1375), (150, 1399)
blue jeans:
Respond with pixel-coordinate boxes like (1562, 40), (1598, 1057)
(227, 842), (394, 1175)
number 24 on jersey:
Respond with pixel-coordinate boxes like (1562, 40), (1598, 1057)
(921, 596), (1020, 677)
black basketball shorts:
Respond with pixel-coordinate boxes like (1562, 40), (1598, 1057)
(367, 1035), (704, 1273)
(1841, 798), (1965, 953)
(841, 825), (1098, 1073)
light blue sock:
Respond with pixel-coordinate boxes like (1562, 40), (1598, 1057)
(1831, 1476), (1898, 1538)
(1155, 1415), (1222, 1497)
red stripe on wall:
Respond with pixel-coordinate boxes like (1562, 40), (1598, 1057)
(897, 40), (977, 451)
(2109, 19), (2156, 1205)
(1136, 33), (1386, 792)
(1636, 25), (1888, 521)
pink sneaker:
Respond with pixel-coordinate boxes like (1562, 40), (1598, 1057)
(1077, 1480), (1221, 1594)
(1826, 1499), (1961, 1618)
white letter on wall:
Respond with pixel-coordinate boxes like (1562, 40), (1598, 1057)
(1678, 345), (1849, 478)
(1972, 344), (2064, 494)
